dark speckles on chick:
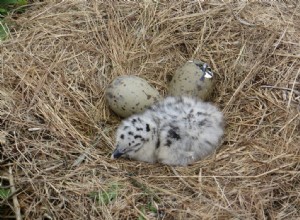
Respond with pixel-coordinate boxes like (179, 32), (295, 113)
(156, 137), (160, 149)
(166, 102), (172, 108)
(196, 112), (209, 116)
(167, 128), (181, 140)
(198, 119), (211, 127)
(177, 96), (184, 103)
(196, 112), (202, 116)
(166, 139), (172, 147)
(198, 119), (207, 126)
(146, 124), (151, 132)
(185, 102), (192, 108)
(142, 138), (149, 142)
(205, 140), (213, 147)
(120, 134), (124, 139)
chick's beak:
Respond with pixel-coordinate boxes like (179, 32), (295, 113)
(111, 148), (123, 159)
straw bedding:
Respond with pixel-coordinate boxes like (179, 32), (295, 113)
(1, 1), (299, 219)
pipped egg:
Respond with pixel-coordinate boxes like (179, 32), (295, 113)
(105, 75), (161, 118)
(168, 60), (214, 100)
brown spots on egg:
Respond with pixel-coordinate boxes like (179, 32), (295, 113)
(105, 75), (161, 118)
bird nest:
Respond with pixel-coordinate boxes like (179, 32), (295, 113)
(1, 1), (299, 219)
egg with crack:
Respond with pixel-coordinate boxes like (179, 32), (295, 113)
(106, 75), (161, 118)
(168, 60), (214, 101)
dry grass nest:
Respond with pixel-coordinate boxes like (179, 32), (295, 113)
(1, 1), (299, 219)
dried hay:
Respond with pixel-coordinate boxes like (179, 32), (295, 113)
(1, 1), (299, 219)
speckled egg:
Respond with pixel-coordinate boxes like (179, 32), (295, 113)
(105, 75), (161, 118)
(168, 60), (214, 101)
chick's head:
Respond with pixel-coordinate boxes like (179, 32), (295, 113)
(112, 115), (156, 160)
